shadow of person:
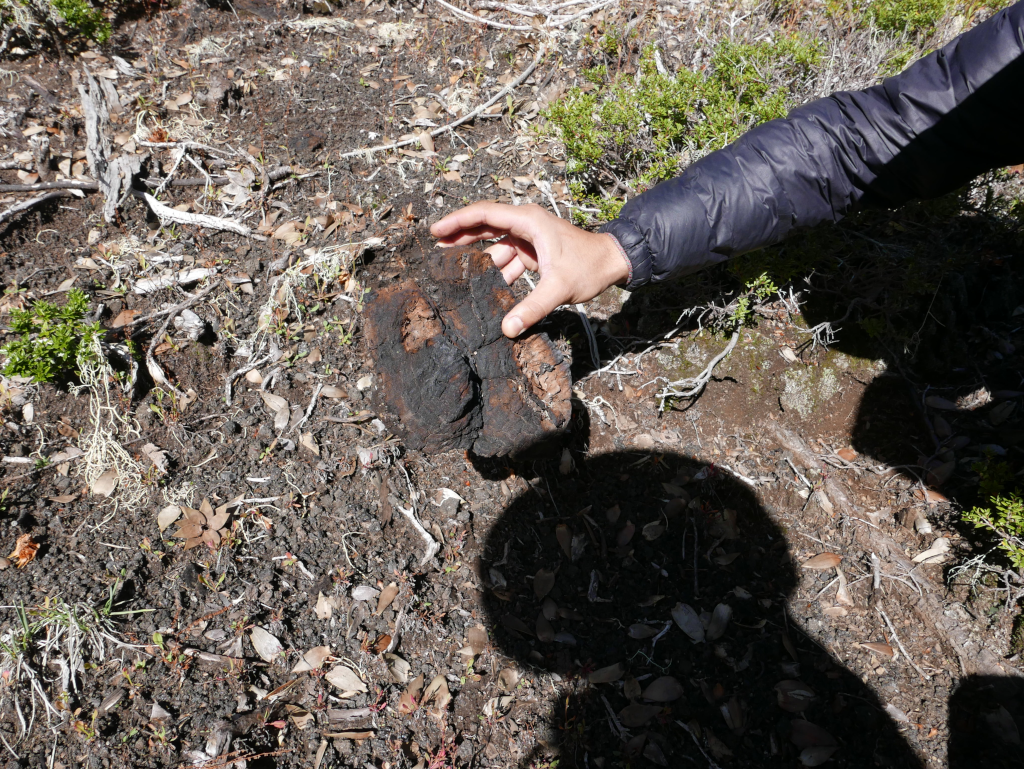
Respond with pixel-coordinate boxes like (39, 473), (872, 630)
(948, 674), (1024, 768)
(478, 450), (924, 768)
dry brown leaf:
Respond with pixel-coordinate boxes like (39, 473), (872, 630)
(300, 432), (320, 456)
(775, 680), (816, 712)
(671, 602), (705, 643)
(642, 676), (684, 702)
(9, 534), (38, 567)
(91, 468), (118, 497)
(535, 615), (555, 642)
(398, 674), (424, 714)
(859, 642), (894, 658)
(706, 603), (732, 641)
(422, 674), (451, 710)
(790, 720), (837, 749)
(111, 308), (139, 328)
(835, 566), (854, 607)
(628, 624), (661, 639)
(315, 592), (337, 619)
(534, 568), (555, 599)
(375, 582), (399, 615)
(588, 662), (625, 684)
(555, 524), (572, 559)
(619, 703), (662, 728)
(801, 552), (842, 570)
(142, 442), (169, 474)
(617, 521), (635, 548)
(261, 391), (289, 413)
(48, 494), (77, 504)
(836, 447), (857, 462)
(326, 664), (367, 694)
(249, 627), (283, 663)
(466, 625), (488, 656)
(157, 505), (181, 532)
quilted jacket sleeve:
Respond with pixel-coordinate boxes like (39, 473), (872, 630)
(601, 2), (1024, 290)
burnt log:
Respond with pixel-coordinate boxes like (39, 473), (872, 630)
(363, 245), (572, 457)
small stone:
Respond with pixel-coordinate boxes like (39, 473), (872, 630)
(0, 557), (11, 570)
(223, 420), (239, 435)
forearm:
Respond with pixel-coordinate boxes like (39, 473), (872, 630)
(603, 1), (1024, 290)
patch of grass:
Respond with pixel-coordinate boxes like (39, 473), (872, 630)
(546, 35), (823, 221)
(869, 0), (950, 33)
(963, 492), (1024, 569)
(1, 288), (101, 384)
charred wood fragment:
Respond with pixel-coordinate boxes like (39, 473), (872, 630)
(364, 246), (571, 457)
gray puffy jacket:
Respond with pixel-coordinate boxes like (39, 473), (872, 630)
(601, 2), (1024, 290)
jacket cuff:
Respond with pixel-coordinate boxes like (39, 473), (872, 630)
(600, 217), (652, 291)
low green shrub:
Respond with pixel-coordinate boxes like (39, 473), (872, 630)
(1, 288), (102, 383)
(545, 35), (823, 221)
(0, 0), (112, 52)
(869, 0), (950, 32)
(964, 492), (1024, 570)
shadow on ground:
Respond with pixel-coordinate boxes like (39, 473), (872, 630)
(477, 450), (919, 768)
(469, 202), (1024, 766)
(476, 450), (1024, 767)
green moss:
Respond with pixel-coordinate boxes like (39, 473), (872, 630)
(545, 35), (823, 221)
(52, 0), (111, 43)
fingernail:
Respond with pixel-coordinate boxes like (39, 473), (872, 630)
(506, 316), (524, 337)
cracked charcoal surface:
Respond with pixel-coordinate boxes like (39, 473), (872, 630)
(363, 245), (571, 457)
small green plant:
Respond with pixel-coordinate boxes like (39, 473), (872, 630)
(972, 451), (1015, 500)
(963, 492), (1024, 569)
(1, 289), (101, 384)
(546, 35), (822, 220)
(723, 273), (779, 331)
(0, 0), (112, 51)
(50, 0), (110, 42)
(869, 0), (949, 33)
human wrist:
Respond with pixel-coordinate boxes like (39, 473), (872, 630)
(599, 232), (631, 287)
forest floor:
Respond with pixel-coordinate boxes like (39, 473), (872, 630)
(1, 1), (1023, 768)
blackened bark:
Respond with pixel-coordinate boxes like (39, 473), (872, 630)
(364, 246), (571, 457)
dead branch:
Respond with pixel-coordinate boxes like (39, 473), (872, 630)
(339, 44), (547, 160)
(0, 190), (74, 228)
(0, 180), (99, 193)
(429, 0), (533, 30)
(224, 353), (274, 407)
(78, 68), (147, 223)
(654, 330), (740, 408)
(142, 193), (266, 241)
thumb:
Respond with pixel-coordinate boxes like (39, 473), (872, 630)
(502, 274), (568, 338)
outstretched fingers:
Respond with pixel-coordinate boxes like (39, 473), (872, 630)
(502, 274), (569, 338)
(431, 201), (542, 243)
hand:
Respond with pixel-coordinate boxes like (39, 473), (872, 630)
(430, 202), (629, 338)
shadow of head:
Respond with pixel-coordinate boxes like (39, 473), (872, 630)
(477, 449), (924, 768)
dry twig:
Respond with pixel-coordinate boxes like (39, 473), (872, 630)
(339, 44), (547, 160)
(0, 190), (73, 228)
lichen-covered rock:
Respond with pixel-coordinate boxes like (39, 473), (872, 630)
(363, 245), (571, 457)
(780, 366), (840, 417)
